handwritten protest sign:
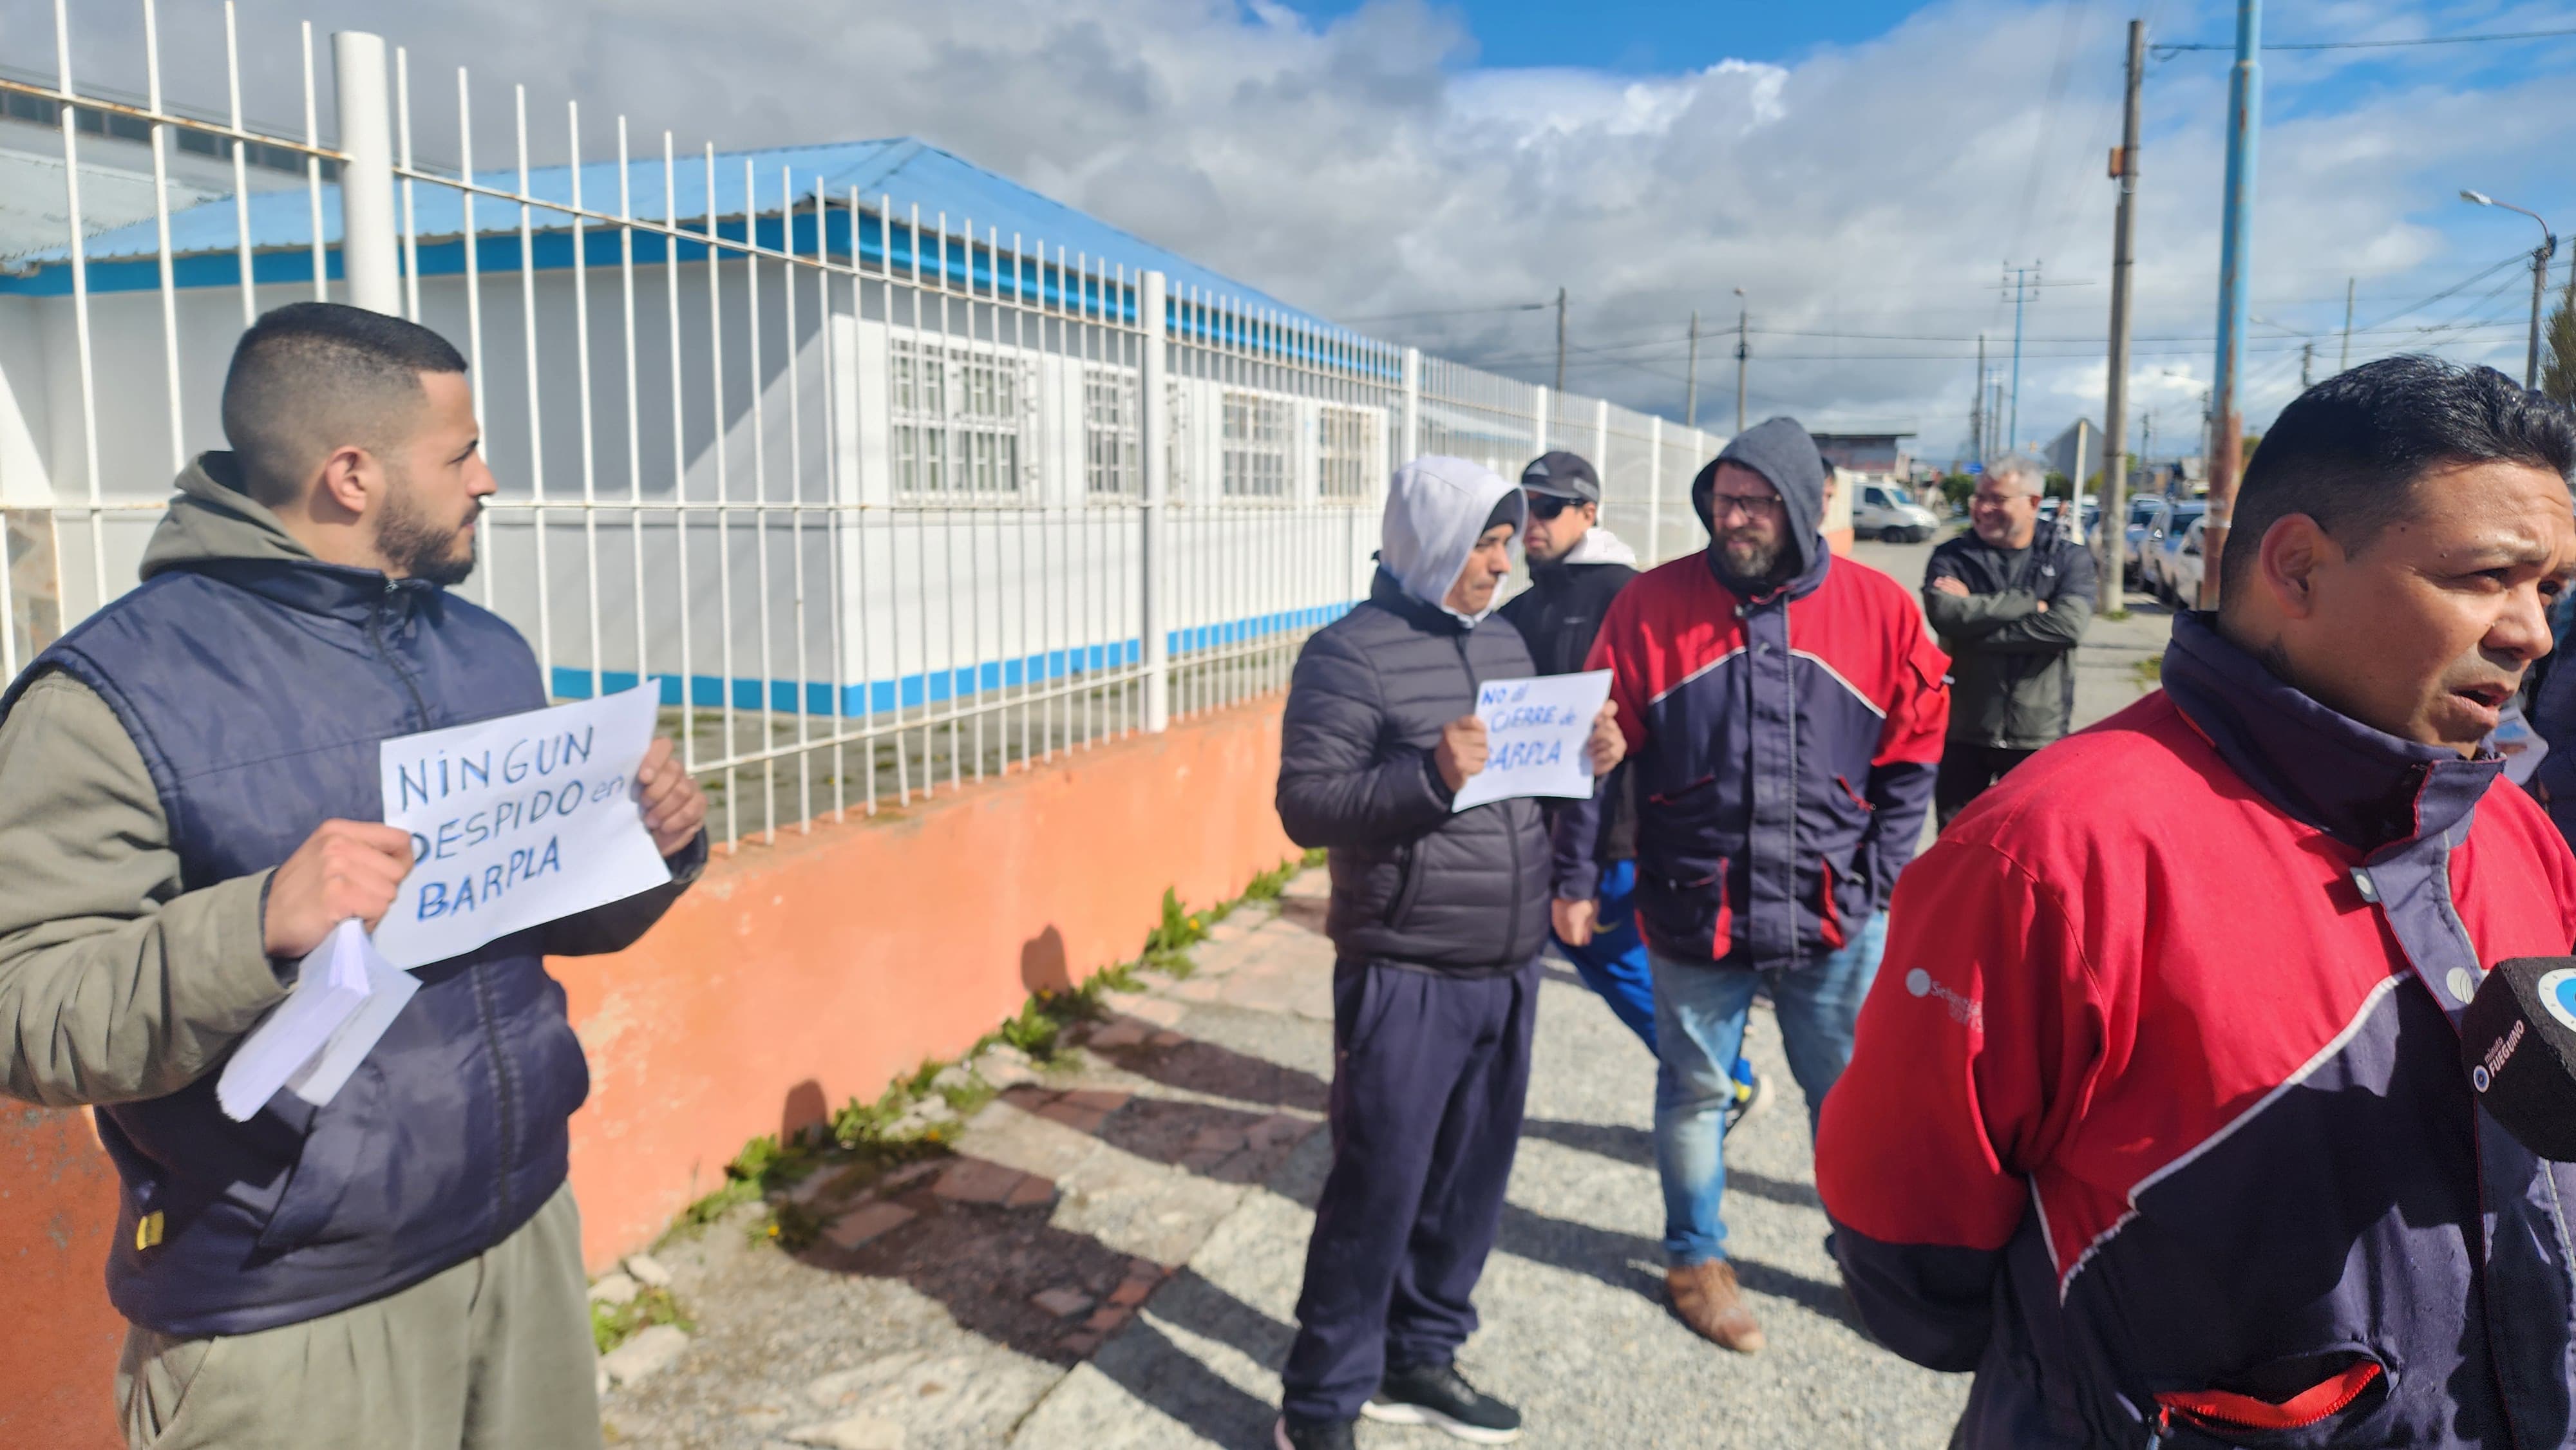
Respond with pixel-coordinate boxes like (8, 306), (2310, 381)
(370, 684), (671, 970)
(1450, 669), (1614, 813)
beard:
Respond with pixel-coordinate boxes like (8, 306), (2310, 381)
(375, 471), (478, 588)
(1710, 529), (1790, 595)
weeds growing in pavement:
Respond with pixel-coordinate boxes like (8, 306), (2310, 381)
(2133, 656), (2163, 688)
(654, 849), (1331, 1254)
(591, 1283), (692, 1355)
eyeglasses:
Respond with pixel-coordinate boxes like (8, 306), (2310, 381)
(1524, 493), (1580, 520)
(1706, 491), (1785, 521)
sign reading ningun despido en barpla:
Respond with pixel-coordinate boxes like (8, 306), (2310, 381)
(369, 684), (672, 970)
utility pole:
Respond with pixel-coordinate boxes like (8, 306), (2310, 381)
(2300, 341), (2314, 390)
(1972, 334), (1987, 462)
(2100, 17), (2143, 615)
(1734, 287), (1749, 434)
(2460, 193), (2555, 388)
(2201, 0), (2262, 609)
(1685, 310), (1701, 428)
(2003, 262), (2041, 447)
(1553, 287), (1567, 395)
(2339, 276), (2354, 373)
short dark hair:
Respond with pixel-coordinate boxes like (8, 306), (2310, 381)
(220, 302), (468, 507)
(2219, 355), (2576, 603)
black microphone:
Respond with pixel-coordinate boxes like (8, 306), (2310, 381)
(2461, 956), (2576, 1161)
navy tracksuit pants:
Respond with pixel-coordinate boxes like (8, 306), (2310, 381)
(1280, 957), (1540, 1423)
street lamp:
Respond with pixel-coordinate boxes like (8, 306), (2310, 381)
(2461, 189), (2556, 390)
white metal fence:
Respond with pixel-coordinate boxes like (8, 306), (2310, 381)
(0, 3), (1740, 848)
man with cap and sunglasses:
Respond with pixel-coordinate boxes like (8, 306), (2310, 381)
(1553, 419), (1948, 1353)
(1499, 452), (1765, 1125)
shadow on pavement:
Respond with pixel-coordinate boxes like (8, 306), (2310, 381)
(805, 1152), (1291, 1445)
(1106, 1033), (1330, 1115)
(1494, 1201), (1859, 1330)
(1515, 1118), (1822, 1209)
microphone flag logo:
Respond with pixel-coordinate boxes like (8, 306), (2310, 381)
(2543, 968), (2576, 1033)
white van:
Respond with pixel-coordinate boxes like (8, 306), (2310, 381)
(1852, 482), (1940, 543)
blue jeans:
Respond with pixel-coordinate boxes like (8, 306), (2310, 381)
(1649, 912), (1887, 1266)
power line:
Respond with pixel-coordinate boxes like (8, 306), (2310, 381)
(2154, 24), (2576, 55)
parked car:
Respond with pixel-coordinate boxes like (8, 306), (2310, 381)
(2162, 516), (2210, 607)
(2148, 502), (2208, 603)
(1853, 481), (1940, 543)
(2108, 496), (2165, 586)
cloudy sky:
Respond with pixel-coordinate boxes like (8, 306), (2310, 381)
(14, 0), (2576, 462)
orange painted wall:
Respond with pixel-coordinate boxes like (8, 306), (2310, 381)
(0, 1106), (124, 1450)
(554, 699), (1297, 1266)
(0, 697), (1296, 1431)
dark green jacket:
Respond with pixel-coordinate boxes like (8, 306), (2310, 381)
(1922, 529), (2096, 749)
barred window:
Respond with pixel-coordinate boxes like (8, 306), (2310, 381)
(1221, 390), (1291, 499)
(892, 341), (1025, 499)
(1084, 365), (1139, 496)
(1317, 404), (1379, 500)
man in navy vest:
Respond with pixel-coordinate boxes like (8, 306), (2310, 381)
(0, 302), (708, 1449)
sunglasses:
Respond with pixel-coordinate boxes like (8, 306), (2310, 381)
(1525, 493), (1582, 520)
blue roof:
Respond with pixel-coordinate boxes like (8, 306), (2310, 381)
(0, 137), (1332, 334)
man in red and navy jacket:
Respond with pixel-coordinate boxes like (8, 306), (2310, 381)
(1818, 356), (2576, 1449)
(1552, 417), (1947, 1353)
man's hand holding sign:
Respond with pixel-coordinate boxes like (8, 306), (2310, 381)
(225, 686), (708, 1120)
(260, 717), (705, 960)
(1435, 670), (1625, 799)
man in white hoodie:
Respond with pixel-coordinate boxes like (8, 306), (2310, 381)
(1273, 457), (1623, 1450)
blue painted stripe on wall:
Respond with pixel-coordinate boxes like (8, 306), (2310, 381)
(546, 599), (1355, 716)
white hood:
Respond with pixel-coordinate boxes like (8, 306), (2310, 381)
(1560, 526), (1639, 567)
(1381, 456), (1524, 626)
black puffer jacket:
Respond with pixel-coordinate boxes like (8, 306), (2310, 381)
(1278, 569), (1552, 975)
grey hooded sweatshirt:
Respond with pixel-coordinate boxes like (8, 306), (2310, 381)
(1274, 457), (1551, 975)
(0, 455), (701, 1107)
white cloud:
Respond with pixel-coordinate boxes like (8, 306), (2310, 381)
(17, 0), (2575, 460)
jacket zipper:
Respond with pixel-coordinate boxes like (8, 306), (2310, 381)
(368, 581), (432, 726)
(370, 579), (519, 1230)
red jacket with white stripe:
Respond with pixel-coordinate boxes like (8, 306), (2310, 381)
(1554, 545), (1948, 970)
(1817, 612), (2576, 1449)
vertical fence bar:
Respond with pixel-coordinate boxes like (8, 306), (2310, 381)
(301, 24), (326, 301)
(144, 0), (184, 477)
(1140, 270), (1168, 732)
(332, 31), (399, 315)
(514, 87), (553, 692)
(52, 0), (108, 622)
(225, 4), (256, 327)
(569, 104), (601, 705)
(1647, 415), (1663, 567)
(395, 48), (420, 322)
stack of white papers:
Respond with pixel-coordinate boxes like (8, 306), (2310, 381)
(215, 919), (419, 1122)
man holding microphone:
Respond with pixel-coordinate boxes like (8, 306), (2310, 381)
(0, 303), (707, 1449)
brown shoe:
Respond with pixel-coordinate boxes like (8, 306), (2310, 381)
(1667, 1260), (1766, 1353)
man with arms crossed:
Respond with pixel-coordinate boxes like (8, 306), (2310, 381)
(0, 303), (709, 1449)
(1820, 357), (2576, 1447)
(1922, 453), (2094, 828)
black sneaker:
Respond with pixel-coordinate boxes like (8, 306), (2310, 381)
(1363, 1361), (1522, 1444)
(1274, 1413), (1358, 1450)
